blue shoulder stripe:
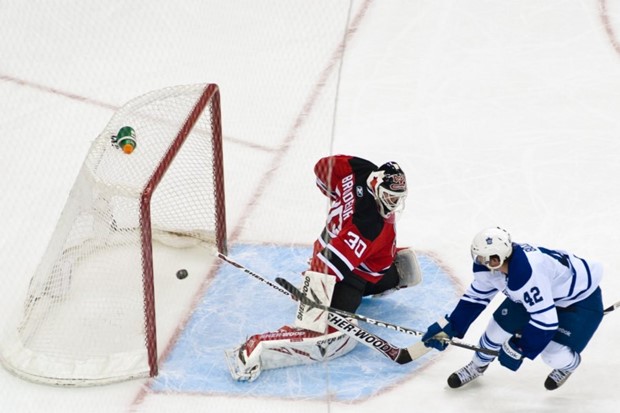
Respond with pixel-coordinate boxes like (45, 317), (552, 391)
(506, 245), (532, 291)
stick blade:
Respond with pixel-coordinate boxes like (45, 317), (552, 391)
(405, 341), (432, 360)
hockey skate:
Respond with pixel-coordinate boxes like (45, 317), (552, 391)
(447, 361), (488, 388)
(544, 353), (581, 390)
(224, 343), (262, 382)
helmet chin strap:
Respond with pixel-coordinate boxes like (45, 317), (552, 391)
(485, 258), (506, 271)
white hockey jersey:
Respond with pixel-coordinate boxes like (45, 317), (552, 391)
(454, 243), (602, 358)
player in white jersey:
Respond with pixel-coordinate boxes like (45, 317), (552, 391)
(421, 227), (604, 390)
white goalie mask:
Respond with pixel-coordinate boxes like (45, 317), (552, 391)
(470, 227), (513, 270)
(367, 162), (408, 218)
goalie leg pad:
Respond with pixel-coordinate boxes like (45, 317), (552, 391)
(294, 271), (336, 333)
(225, 325), (356, 382)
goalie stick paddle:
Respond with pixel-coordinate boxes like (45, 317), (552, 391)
(216, 252), (427, 364)
(327, 311), (416, 364)
(275, 276), (498, 356)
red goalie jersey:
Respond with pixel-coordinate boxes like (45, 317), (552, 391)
(309, 155), (401, 284)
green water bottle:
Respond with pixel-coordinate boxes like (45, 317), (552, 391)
(115, 126), (137, 154)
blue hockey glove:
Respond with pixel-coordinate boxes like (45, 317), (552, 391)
(498, 337), (524, 371)
(421, 316), (456, 351)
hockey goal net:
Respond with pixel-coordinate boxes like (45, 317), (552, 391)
(1, 84), (226, 385)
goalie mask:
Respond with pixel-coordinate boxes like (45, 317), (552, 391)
(470, 227), (513, 270)
(367, 162), (408, 218)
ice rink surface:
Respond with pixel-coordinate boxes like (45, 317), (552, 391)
(2, 1), (620, 412)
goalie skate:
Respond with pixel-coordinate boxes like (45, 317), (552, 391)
(224, 343), (262, 382)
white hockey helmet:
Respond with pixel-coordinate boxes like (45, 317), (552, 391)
(470, 227), (513, 270)
(366, 161), (408, 218)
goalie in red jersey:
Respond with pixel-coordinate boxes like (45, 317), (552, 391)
(309, 155), (415, 311)
(226, 155), (422, 381)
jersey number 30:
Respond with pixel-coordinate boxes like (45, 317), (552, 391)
(344, 231), (367, 258)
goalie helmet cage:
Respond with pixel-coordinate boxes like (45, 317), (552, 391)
(0, 83), (227, 386)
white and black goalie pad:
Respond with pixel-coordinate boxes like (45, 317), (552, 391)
(293, 271), (335, 333)
(395, 248), (422, 288)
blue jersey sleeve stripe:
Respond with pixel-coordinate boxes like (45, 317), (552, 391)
(529, 304), (555, 315)
(470, 285), (497, 295)
(462, 294), (491, 305)
(529, 318), (559, 330)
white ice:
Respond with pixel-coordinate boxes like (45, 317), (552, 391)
(1, 0), (620, 412)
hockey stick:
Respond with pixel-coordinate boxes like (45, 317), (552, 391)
(275, 276), (498, 356)
(461, 299), (620, 358)
(217, 252), (428, 364)
(603, 300), (620, 315)
(217, 252), (291, 296)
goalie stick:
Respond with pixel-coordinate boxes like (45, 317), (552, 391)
(275, 276), (497, 356)
(216, 252), (430, 364)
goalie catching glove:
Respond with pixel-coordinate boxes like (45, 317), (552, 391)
(394, 248), (423, 288)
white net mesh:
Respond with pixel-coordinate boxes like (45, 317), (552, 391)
(0, 83), (224, 385)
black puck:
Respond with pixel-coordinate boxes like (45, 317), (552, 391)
(176, 269), (188, 280)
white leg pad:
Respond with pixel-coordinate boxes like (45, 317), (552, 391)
(293, 271), (335, 333)
(225, 325), (356, 382)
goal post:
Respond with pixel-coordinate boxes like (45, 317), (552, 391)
(0, 83), (227, 385)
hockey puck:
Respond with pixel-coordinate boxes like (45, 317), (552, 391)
(176, 269), (188, 280)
